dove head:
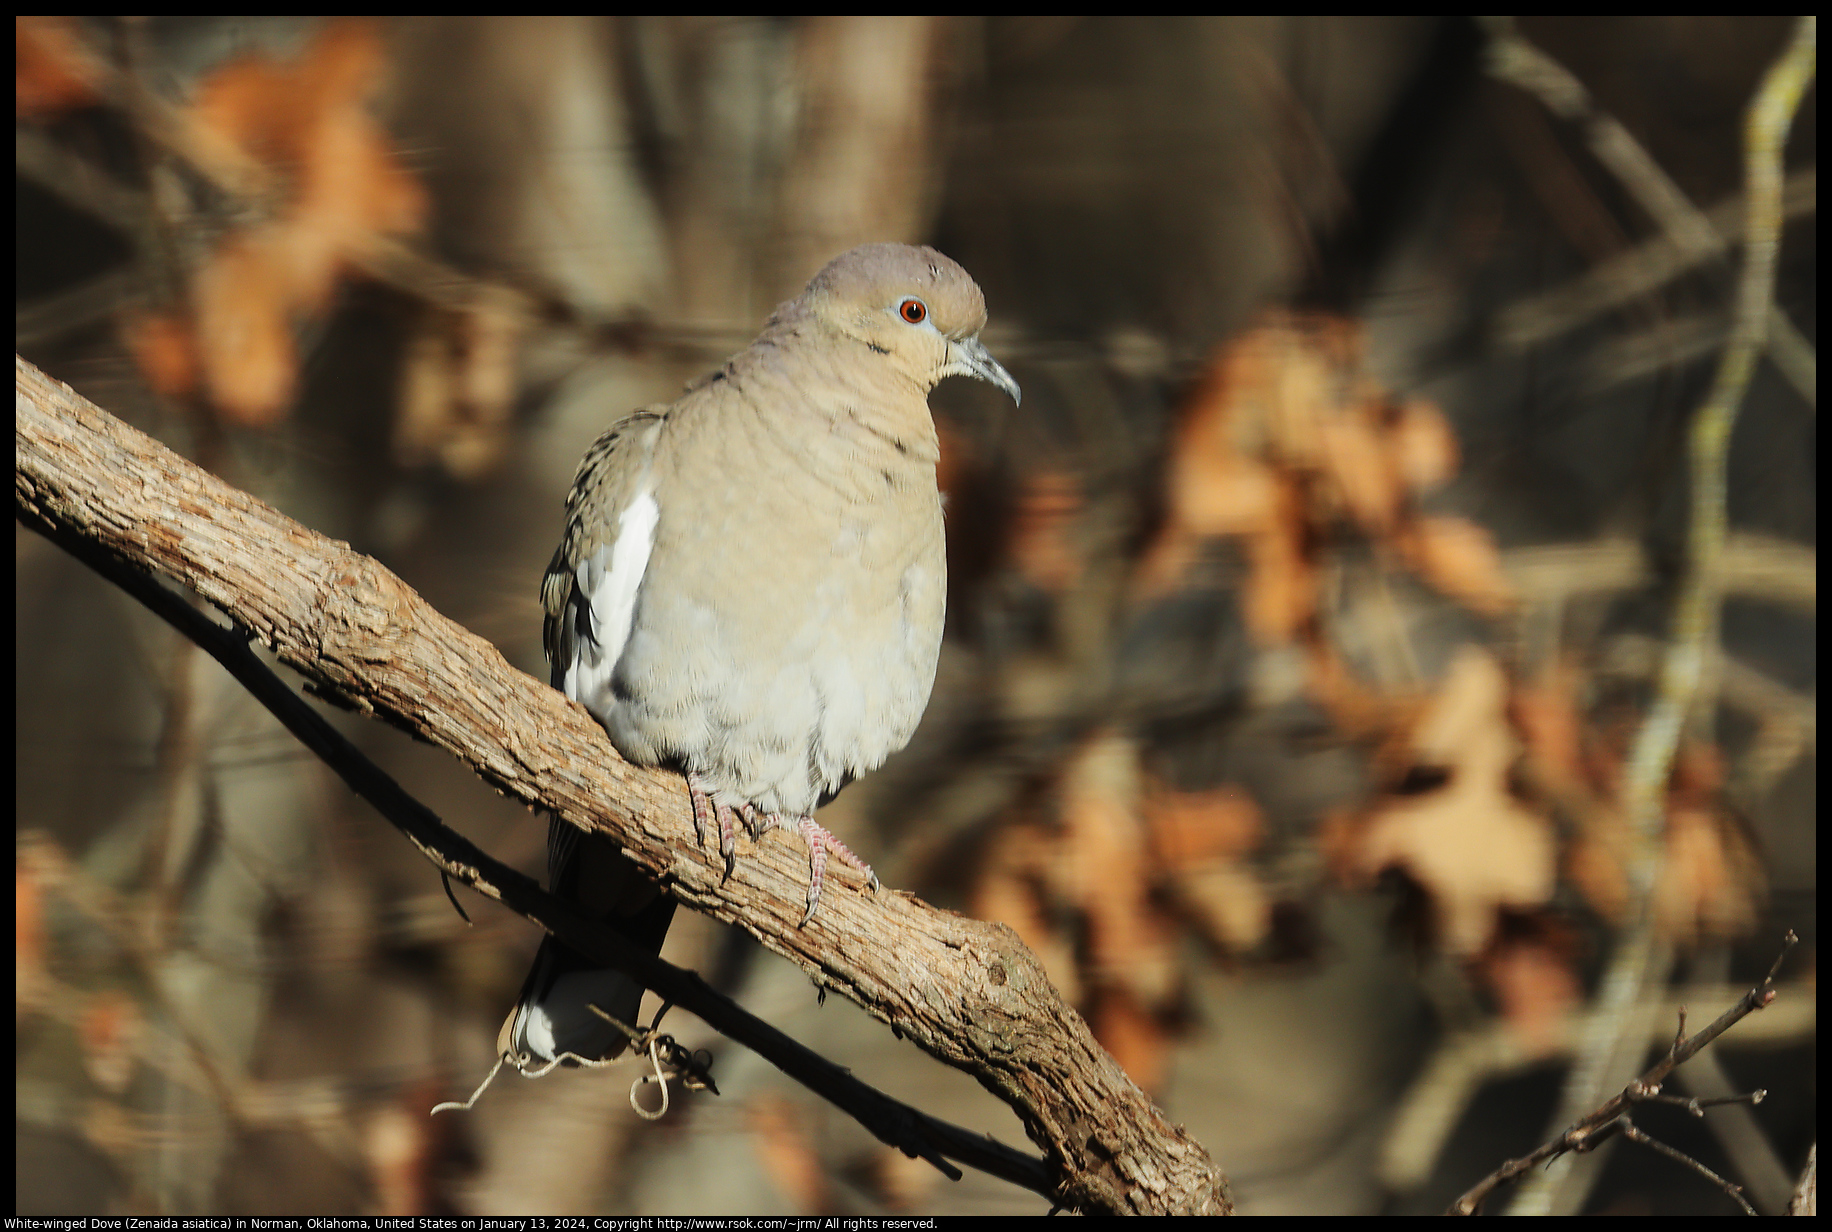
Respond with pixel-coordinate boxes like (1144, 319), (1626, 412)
(793, 243), (1021, 407)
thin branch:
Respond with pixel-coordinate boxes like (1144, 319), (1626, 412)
(15, 355), (1233, 1215)
(1377, 979), (1814, 1193)
(1483, 17), (1817, 1216)
(1495, 167), (1816, 354)
(1671, 1045), (1795, 1216)
(1616, 1118), (1758, 1216)
(1789, 1143), (1816, 1217)
(1485, 19), (1816, 407)
(1447, 931), (1799, 1214)
(1500, 533), (1816, 614)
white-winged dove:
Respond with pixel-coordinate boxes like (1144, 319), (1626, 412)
(500, 243), (1020, 1071)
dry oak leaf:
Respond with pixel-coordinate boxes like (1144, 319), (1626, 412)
(1304, 640), (1406, 741)
(1327, 646), (1556, 955)
(1137, 312), (1506, 641)
(1133, 324), (1297, 605)
(16, 857), (46, 1010)
(1388, 399), (1459, 494)
(1509, 659), (1590, 797)
(866, 1142), (944, 1211)
(162, 20), (427, 424)
(974, 731), (1185, 1081)
(191, 229), (301, 423)
(1089, 984), (1172, 1095)
(970, 817), (1083, 1005)
(1060, 730), (1178, 1009)
(78, 989), (143, 1096)
(120, 311), (201, 400)
(1471, 918), (1582, 1059)
(395, 290), (528, 479)
(16, 17), (103, 117)
(1146, 782), (1271, 954)
(1146, 781), (1263, 870)
(1393, 516), (1516, 617)
(1566, 742), (1763, 944)
(1655, 803), (1761, 942)
(1169, 863), (1273, 956)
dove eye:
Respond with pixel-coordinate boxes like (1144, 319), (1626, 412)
(898, 297), (928, 325)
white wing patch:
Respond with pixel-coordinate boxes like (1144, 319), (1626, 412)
(519, 1001), (560, 1062)
(563, 488), (659, 709)
(515, 969), (638, 1063)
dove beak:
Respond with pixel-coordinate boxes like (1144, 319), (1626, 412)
(947, 336), (1022, 407)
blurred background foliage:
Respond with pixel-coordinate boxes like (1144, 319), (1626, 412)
(15, 15), (1815, 1216)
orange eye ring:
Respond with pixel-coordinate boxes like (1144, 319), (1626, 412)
(898, 297), (928, 325)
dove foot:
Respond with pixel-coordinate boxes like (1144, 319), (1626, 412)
(688, 778), (876, 921)
(688, 774), (743, 881)
(789, 815), (878, 925)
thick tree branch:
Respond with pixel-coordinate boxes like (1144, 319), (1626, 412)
(15, 354), (1232, 1216)
(20, 482), (1047, 1197)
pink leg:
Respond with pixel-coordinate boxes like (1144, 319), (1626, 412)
(739, 802), (770, 838)
(788, 815), (879, 926)
(688, 774), (742, 881)
(689, 776), (715, 849)
(693, 777), (877, 920)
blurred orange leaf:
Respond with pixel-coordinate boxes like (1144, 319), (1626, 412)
(129, 19), (427, 424)
(17, 17), (102, 117)
(191, 230), (299, 424)
(1564, 740), (1762, 943)
(1325, 646), (1556, 954)
(1089, 986), (1170, 1093)
(867, 1143), (942, 1211)
(1137, 313), (1506, 643)
(1657, 803), (1761, 941)
(1061, 731), (1178, 1008)
(1147, 782), (1270, 954)
(1389, 399), (1459, 494)
(748, 1095), (828, 1212)
(971, 817), (1083, 1005)
(1473, 919), (1581, 1058)
(395, 291), (527, 477)
(1171, 863), (1272, 955)
(78, 989), (141, 1095)
(1316, 411), (1401, 532)
(1395, 516), (1516, 616)
(17, 857), (45, 1010)
(1008, 469), (1085, 592)
(1510, 660), (1589, 797)
(1145, 782), (1262, 870)
(121, 312), (201, 399)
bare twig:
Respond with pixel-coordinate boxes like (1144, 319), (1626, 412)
(1616, 1118), (1759, 1215)
(1378, 978), (1814, 1193)
(1500, 534), (1816, 614)
(1672, 1038), (1797, 1214)
(1447, 931), (1799, 1214)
